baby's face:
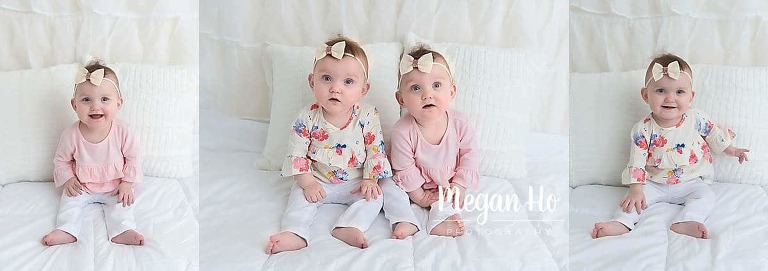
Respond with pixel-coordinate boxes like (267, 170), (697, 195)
(396, 62), (455, 123)
(309, 56), (369, 117)
(642, 73), (694, 127)
(71, 77), (122, 130)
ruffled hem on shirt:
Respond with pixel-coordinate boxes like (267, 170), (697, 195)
(75, 163), (125, 183)
(53, 167), (76, 187)
(393, 166), (426, 192)
(282, 155), (312, 177)
(122, 163), (142, 183)
(452, 167), (479, 189)
(363, 157), (393, 180)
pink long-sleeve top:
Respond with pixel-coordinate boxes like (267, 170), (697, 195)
(390, 110), (479, 192)
(53, 120), (142, 193)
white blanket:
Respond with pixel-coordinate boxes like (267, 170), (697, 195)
(570, 184), (768, 270)
(199, 109), (569, 270)
(0, 178), (199, 270)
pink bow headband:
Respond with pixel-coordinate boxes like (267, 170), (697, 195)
(397, 53), (453, 87)
(73, 66), (121, 97)
(644, 61), (692, 88)
(313, 41), (368, 79)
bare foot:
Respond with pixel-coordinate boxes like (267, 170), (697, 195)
(42, 230), (77, 246)
(670, 221), (708, 239)
(266, 231), (307, 254)
(331, 227), (368, 248)
(111, 230), (145, 246)
(392, 222), (419, 239)
(429, 214), (464, 237)
(591, 221), (630, 239)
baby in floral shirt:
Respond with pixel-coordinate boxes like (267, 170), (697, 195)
(592, 54), (750, 239)
(266, 36), (392, 254)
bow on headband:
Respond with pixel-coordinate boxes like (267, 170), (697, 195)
(73, 66), (121, 97)
(314, 41), (347, 61)
(645, 61), (691, 87)
(313, 41), (368, 79)
(75, 67), (105, 85)
(399, 53), (435, 74)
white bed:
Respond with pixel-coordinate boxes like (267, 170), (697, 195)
(569, 1), (768, 270)
(0, 178), (199, 271)
(199, 109), (569, 270)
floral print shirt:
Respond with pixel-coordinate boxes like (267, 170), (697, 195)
(622, 108), (734, 185)
(281, 102), (393, 183)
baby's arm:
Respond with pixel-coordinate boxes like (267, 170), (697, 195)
(113, 124), (142, 207)
(695, 110), (749, 163)
(619, 121), (651, 214)
(53, 129), (89, 196)
(355, 106), (391, 200)
(282, 106), (325, 202)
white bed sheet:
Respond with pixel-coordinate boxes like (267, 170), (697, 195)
(0, 177), (199, 271)
(570, 184), (768, 270)
(199, 109), (569, 270)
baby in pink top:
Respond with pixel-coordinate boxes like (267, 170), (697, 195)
(42, 60), (144, 246)
(390, 45), (480, 236)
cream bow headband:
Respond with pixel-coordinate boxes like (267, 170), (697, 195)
(313, 41), (368, 79)
(397, 53), (453, 87)
(644, 61), (692, 87)
(73, 66), (121, 97)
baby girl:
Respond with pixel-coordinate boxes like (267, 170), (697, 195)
(267, 36), (394, 253)
(390, 45), (479, 237)
(592, 53), (750, 239)
(42, 61), (144, 246)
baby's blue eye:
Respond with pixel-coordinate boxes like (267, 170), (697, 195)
(676, 89), (685, 95)
(410, 84), (421, 92)
(655, 89), (664, 94)
(344, 78), (354, 85)
(432, 82), (442, 89)
(101, 97), (110, 102)
(82, 97), (91, 102)
(322, 75), (332, 82)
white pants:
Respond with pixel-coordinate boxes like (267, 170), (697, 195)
(612, 178), (714, 230)
(55, 191), (137, 240)
(426, 194), (461, 233)
(281, 178), (383, 241)
(379, 178), (420, 231)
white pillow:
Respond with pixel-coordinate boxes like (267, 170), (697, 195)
(255, 43), (402, 170)
(0, 63), (197, 184)
(115, 64), (198, 179)
(404, 36), (532, 179)
(570, 65), (768, 187)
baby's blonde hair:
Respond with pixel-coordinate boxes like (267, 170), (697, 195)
(644, 53), (692, 86)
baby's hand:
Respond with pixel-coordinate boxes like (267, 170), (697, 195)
(620, 184), (646, 214)
(110, 181), (135, 207)
(350, 179), (381, 202)
(410, 188), (438, 208)
(302, 181), (326, 203)
(449, 183), (466, 209)
(724, 146), (750, 164)
(64, 177), (89, 197)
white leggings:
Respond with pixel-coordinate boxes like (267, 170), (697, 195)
(379, 178), (420, 231)
(612, 178), (714, 230)
(55, 191), (136, 240)
(280, 178), (383, 241)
